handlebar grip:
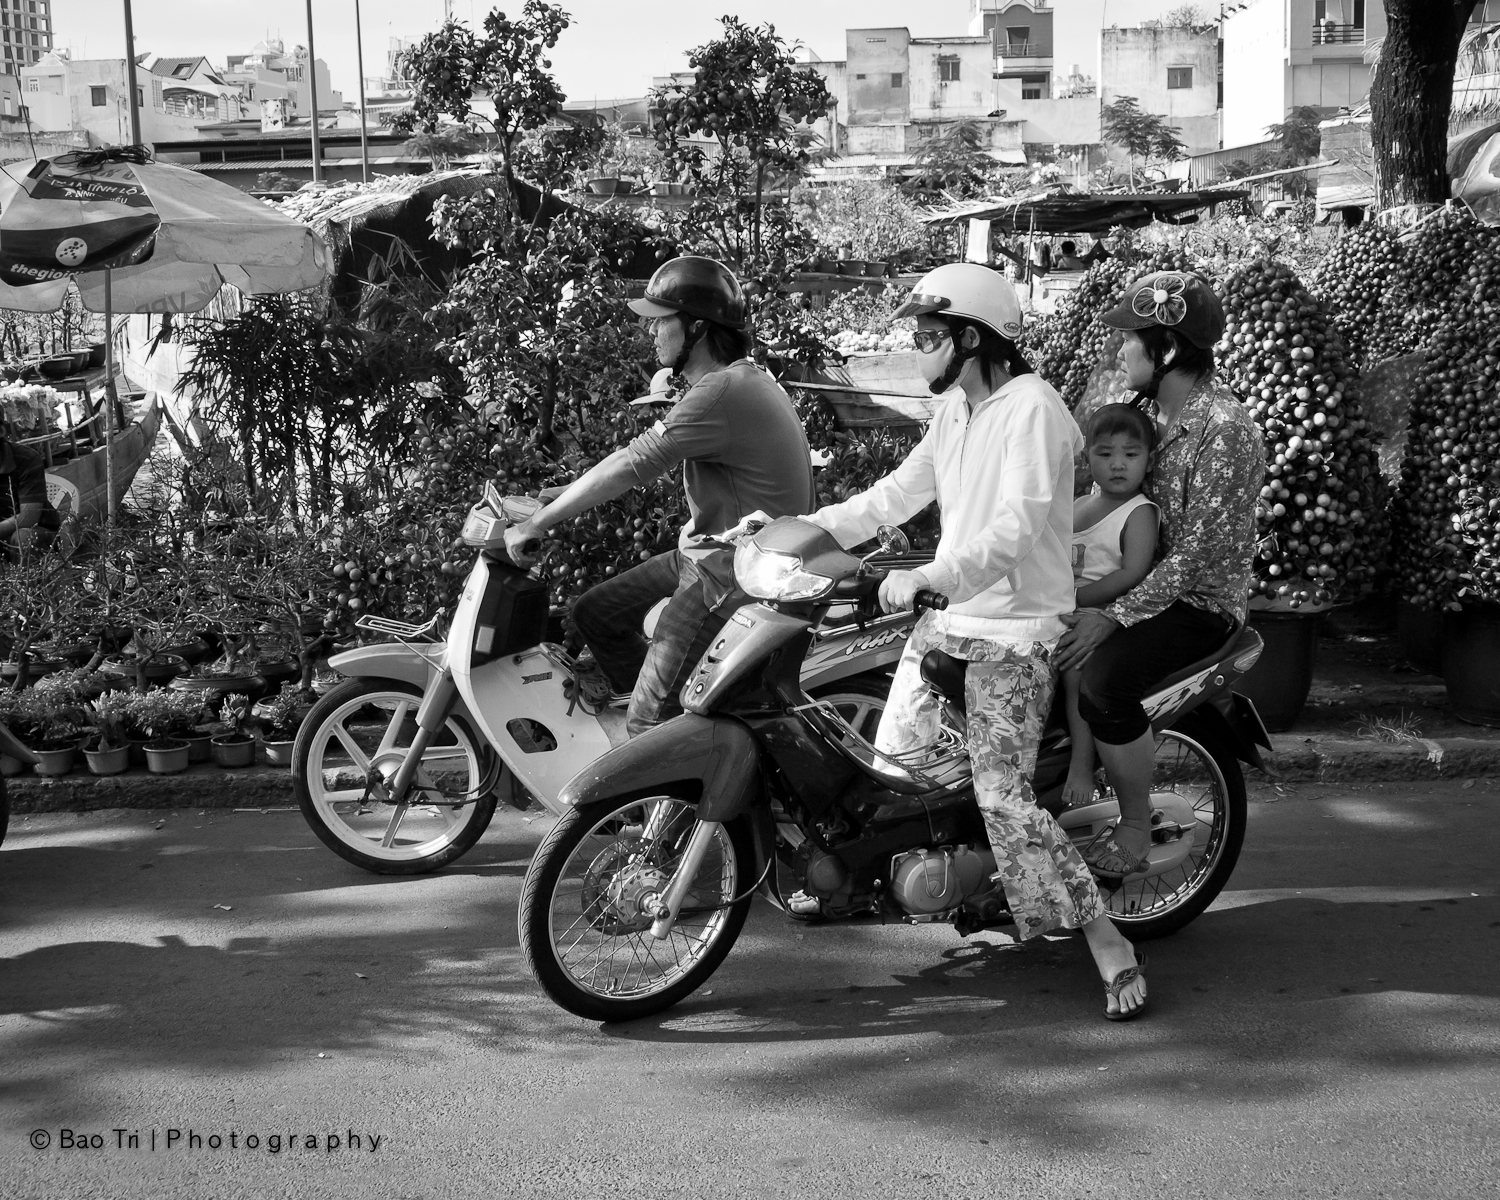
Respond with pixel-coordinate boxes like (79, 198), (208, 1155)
(913, 589), (949, 613)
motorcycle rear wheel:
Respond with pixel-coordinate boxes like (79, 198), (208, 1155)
(293, 679), (496, 875)
(519, 795), (755, 1022)
(1092, 726), (1246, 940)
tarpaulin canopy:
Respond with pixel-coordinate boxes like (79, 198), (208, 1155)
(0, 147), (329, 313)
(920, 189), (1250, 234)
(1449, 121), (1500, 226)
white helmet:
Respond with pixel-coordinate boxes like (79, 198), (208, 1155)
(893, 262), (1024, 342)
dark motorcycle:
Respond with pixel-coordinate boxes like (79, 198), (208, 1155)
(518, 517), (1271, 1022)
(0, 722), (35, 848)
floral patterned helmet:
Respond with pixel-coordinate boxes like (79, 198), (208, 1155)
(1100, 270), (1225, 349)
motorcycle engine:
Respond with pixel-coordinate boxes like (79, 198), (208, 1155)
(889, 846), (995, 915)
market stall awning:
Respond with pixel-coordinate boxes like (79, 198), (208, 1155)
(920, 189), (1249, 234)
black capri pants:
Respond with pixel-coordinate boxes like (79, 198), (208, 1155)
(1077, 600), (1235, 746)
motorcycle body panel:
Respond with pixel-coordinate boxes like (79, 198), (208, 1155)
(800, 608), (916, 690)
(558, 713), (762, 823)
(448, 555), (615, 816)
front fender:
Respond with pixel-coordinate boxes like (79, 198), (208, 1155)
(558, 713), (762, 823)
(328, 641), (447, 690)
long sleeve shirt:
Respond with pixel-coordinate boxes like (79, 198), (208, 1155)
(807, 373), (1083, 642)
(1104, 377), (1260, 629)
(0, 438), (59, 531)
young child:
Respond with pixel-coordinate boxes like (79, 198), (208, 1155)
(1062, 404), (1160, 807)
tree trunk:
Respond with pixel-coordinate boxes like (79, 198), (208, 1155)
(1370, 0), (1480, 206)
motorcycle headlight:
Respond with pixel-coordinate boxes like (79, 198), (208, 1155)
(734, 541), (834, 602)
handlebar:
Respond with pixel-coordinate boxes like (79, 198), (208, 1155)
(913, 589), (948, 613)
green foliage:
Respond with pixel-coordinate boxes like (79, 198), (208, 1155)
(391, 2), (571, 195)
(1101, 97), (1186, 186)
(793, 180), (927, 264)
(901, 120), (999, 202)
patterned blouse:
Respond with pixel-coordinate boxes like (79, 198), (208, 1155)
(1103, 376), (1261, 629)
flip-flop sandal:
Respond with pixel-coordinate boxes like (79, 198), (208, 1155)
(1104, 952), (1148, 1022)
(1082, 826), (1152, 878)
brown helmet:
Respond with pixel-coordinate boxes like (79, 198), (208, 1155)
(627, 255), (748, 329)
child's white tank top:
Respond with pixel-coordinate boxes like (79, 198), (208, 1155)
(1072, 494), (1158, 584)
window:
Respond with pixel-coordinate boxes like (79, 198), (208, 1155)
(1314, 0), (1326, 19)
(136, 86), (143, 107)
(938, 56), (960, 82)
(1021, 73), (1047, 99)
(1167, 66), (1193, 89)
(891, 72), (903, 88)
(1007, 26), (1030, 49)
(25, 73), (36, 90)
(90, 84), (104, 106)
(854, 73), (866, 80)
(1353, 0), (1365, 25)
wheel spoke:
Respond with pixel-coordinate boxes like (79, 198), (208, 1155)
(379, 802), (409, 848)
(375, 700), (413, 758)
(331, 725), (371, 773)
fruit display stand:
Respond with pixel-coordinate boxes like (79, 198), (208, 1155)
(1385, 209), (1500, 726)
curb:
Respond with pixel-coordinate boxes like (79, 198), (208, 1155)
(6, 763), (295, 814)
(6, 733), (1500, 813)
(1264, 734), (1500, 781)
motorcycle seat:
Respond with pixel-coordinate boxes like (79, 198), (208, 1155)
(920, 649), (968, 707)
(921, 622), (1253, 720)
(1141, 622), (1252, 704)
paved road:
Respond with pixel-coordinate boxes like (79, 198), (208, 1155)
(2, 780), (1497, 1199)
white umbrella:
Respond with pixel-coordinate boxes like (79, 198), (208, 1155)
(0, 148), (331, 521)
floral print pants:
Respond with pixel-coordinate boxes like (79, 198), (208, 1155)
(875, 613), (1106, 941)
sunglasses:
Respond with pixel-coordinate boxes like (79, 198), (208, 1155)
(912, 329), (953, 354)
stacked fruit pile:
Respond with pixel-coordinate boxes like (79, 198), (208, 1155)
(1369, 206), (1489, 363)
(1218, 258), (1387, 609)
(1307, 222), (1403, 369)
(1389, 216), (1500, 611)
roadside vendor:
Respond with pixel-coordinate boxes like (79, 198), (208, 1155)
(1055, 239), (1109, 271)
(0, 425), (61, 556)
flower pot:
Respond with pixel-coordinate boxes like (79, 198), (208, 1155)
(211, 735), (256, 769)
(650, 180), (673, 196)
(814, 256), (835, 274)
(162, 636), (213, 667)
(864, 260), (889, 278)
(1441, 602), (1500, 727)
(1237, 610), (1321, 733)
(836, 260), (863, 277)
(1396, 600), (1444, 676)
(33, 743), (75, 777)
(170, 673), (268, 709)
(85, 744), (131, 776)
(182, 731), (215, 764)
(0, 753), (24, 777)
(144, 738), (190, 775)
(86, 343), (107, 368)
(261, 739), (296, 766)
(256, 659), (301, 694)
(1, 657), (69, 685)
(101, 654), (188, 685)
(586, 177), (624, 195)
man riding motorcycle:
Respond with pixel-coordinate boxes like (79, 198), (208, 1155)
(504, 255), (815, 736)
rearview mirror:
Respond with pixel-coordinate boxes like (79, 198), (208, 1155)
(875, 524), (911, 557)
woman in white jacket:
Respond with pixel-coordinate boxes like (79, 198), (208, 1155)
(807, 264), (1148, 1021)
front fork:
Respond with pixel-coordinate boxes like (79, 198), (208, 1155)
(648, 817), (723, 940)
(378, 669), (460, 846)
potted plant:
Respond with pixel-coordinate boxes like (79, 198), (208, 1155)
(257, 682), (306, 766)
(0, 691), (42, 774)
(211, 693), (256, 768)
(134, 691), (190, 775)
(32, 704), (81, 777)
(83, 691), (132, 776)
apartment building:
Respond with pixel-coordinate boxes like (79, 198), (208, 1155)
(1102, 24), (1221, 156)
(1222, 0), (1387, 148)
(223, 38), (343, 129)
(20, 50), (244, 145)
(1, 0), (50, 76)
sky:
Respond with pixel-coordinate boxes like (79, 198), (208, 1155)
(51, 1), (1189, 109)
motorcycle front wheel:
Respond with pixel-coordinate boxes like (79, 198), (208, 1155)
(293, 679), (496, 875)
(519, 795), (755, 1022)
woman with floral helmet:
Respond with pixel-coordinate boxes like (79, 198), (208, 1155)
(805, 262), (1151, 1021)
(1053, 270), (1262, 879)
